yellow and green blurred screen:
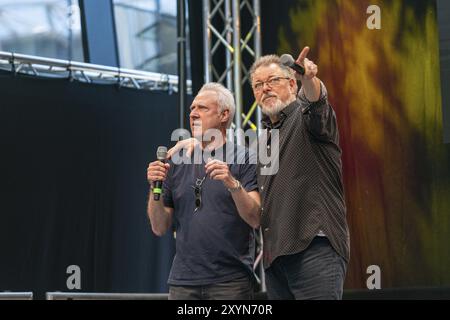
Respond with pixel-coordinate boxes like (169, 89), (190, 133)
(264, 0), (450, 288)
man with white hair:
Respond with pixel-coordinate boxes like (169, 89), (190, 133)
(147, 82), (261, 300)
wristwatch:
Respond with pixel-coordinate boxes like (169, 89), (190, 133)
(227, 179), (242, 193)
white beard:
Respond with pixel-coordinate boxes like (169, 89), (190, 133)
(260, 96), (295, 117)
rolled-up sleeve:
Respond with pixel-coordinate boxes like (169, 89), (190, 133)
(298, 81), (338, 143)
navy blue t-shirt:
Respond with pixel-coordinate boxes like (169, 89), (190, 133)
(163, 144), (258, 286)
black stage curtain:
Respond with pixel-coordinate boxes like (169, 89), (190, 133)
(0, 71), (179, 299)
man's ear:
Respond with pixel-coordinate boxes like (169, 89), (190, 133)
(289, 78), (298, 95)
(220, 109), (230, 126)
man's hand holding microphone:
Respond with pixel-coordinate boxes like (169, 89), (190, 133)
(147, 146), (170, 201)
(147, 146), (174, 237)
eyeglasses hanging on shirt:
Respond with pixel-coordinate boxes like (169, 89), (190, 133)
(190, 144), (236, 213)
(192, 175), (207, 213)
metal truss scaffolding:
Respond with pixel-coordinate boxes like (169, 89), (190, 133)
(202, 0), (262, 138)
(202, 0), (265, 292)
(0, 51), (190, 94)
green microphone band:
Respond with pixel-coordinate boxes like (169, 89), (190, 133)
(153, 188), (162, 194)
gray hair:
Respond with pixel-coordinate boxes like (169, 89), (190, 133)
(249, 54), (295, 84)
(198, 82), (236, 128)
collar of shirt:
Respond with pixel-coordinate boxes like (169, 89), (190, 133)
(261, 100), (299, 129)
(189, 139), (240, 163)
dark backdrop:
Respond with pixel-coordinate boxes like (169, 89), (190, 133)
(0, 71), (179, 298)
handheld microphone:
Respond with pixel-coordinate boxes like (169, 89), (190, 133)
(153, 146), (168, 201)
(280, 54), (305, 75)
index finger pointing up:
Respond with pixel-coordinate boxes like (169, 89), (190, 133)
(296, 46), (310, 66)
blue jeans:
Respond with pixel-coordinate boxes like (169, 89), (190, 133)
(265, 237), (347, 300)
(168, 275), (254, 300)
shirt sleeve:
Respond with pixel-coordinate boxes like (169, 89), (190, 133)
(162, 161), (174, 208)
(298, 81), (339, 143)
(238, 150), (258, 193)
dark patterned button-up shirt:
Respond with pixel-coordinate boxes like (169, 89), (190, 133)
(258, 82), (350, 268)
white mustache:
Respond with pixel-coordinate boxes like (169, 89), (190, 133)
(262, 94), (277, 102)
